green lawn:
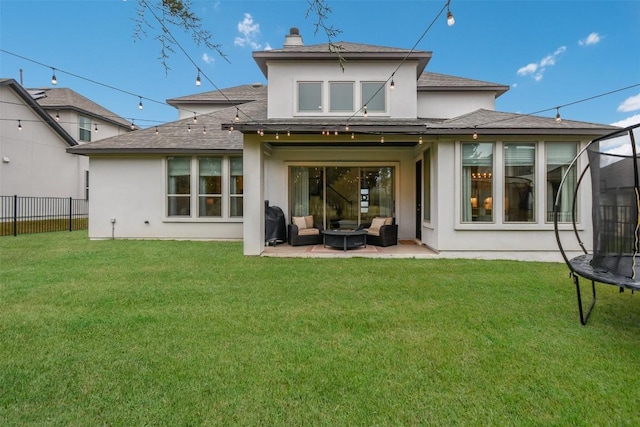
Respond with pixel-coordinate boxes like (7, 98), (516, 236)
(1, 231), (639, 426)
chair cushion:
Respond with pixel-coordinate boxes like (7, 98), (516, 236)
(365, 227), (380, 236)
(298, 228), (319, 236)
(293, 216), (307, 230)
(383, 217), (393, 225)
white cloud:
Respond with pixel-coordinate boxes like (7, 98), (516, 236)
(610, 114), (640, 128)
(617, 92), (640, 112)
(201, 53), (215, 64)
(579, 32), (601, 46)
(517, 63), (538, 76)
(234, 13), (262, 50)
(516, 46), (566, 81)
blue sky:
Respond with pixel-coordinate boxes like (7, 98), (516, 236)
(1, 0), (639, 129)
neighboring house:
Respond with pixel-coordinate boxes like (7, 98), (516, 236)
(0, 78), (132, 199)
(68, 29), (617, 261)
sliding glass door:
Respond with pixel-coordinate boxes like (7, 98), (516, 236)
(289, 165), (395, 229)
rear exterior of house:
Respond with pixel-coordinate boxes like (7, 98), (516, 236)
(68, 29), (617, 261)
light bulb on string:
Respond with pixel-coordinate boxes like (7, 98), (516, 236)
(188, 124), (191, 132)
(555, 107), (562, 122)
(55, 110), (60, 121)
(446, 1), (455, 26)
(193, 113), (197, 123)
(275, 132), (279, 140)
(235, 109), (240, 122)
(51, 68), (57, 85)
(380, 136), (384, 144)
(130, 120), (135, 130)
(155, 126), (159, 135)
(18, 120), (22, 130)
(419, 136), (423, 145)
(195, 69), (201, 86)
(138, 97), (143, 110)
(363, 105), (368, 117)
(94, 123), (98, 133)
(287, 130), (291, 137)
(203, 126), (207, 134)
(473, 126), (478, 140)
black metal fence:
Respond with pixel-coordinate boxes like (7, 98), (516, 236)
(0, 195), (89, 236)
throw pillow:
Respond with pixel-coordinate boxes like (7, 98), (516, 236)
(304, 215), (314, 229)
(293, 216), (307, 230)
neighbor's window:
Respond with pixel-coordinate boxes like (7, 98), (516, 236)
(329, 82), (354, 112)
(504, 143), (535, 222)
(546, 142), (577, 222)
(229, 157), (243, 217)
(298, 82), (322, 112)
(462, 143), (494, 222)
(79, 116), (91, 142)
(198, 157), (222, 217)
(167, 157), (191, 216)
(361, 82), (386, 112)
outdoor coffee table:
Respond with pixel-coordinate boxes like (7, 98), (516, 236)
(321, 229), (367, 251)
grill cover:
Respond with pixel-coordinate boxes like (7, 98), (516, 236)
(265, 202), (286, 245)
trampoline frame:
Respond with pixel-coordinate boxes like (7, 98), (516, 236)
(553, 123), (640, 325)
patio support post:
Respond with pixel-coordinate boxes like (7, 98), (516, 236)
(243, 137), (265, 255)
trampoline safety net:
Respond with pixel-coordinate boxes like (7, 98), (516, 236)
(587, 125), (640, 279)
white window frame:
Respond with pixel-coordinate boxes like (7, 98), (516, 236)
(79, 116), (91, 142)
(297, 81), (323, 114)
(361, 81), (387, 114)
(329, 81), (354, 113)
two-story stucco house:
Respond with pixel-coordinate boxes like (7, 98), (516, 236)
(0, 78), (133, 199)
(68, 29), (617, 261)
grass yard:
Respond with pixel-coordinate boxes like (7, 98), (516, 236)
(1, 231), (639, 425)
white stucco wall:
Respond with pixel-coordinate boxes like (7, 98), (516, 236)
(266, 61), (418, 119)
(88, 156), (243, 240)
(0, 85), (88, 198)
(417, 91), (497, 119)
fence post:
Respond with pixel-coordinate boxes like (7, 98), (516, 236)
(69, 197), (73, 231)
(13, 195), (17, 237)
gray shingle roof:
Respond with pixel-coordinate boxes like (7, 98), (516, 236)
(418, 72), (509, 97)
(166, 83), (267, 105)
(28, 87), (132, 128)
(67, 100), (267, 154)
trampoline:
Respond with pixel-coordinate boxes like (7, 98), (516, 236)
(554, 123), (640, 325)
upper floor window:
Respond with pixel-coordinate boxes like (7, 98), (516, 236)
(329, 82), (354, 112)
(361, 82), (386, 113)
(298, 82), (322, 112)
(79, 116), (91, 142)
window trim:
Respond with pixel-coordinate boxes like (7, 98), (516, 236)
(78, 115), (92, 142)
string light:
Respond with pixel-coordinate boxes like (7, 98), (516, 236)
(55, 110), (60, 121)
(51, 68), (57, 85)
(138, 97), (143, 110)
(473, 126), (478, 139)
(188, 124), (191, 132)
(345, 123), (349, 132)
(363, 105), (368, 117)
(130, 120), (135, 130)
(390, 73), (395, 90)
(203, 126), (207, 134)
(555, 107), (562, 122)
(193, 113), (197, 123)
(446, 0), (455, 26)
(18, 120), (22, 130)
(155, 126), (159, 135)
(94, 123), (98, 132)
(380, 136), (384, 144)
(419, 136), (423, 144)
(287, 130), (291, 137)
(275, 132), (279, 140)
(351, 132), (355, 139)
(235, 108), (240, 122)
(195, 69), (201, 86)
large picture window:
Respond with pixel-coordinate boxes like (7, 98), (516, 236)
(298, 82), (322, 112)
(290, 165), (395, 229)
(462, 143), (493, 222)
(166, 156), (242, 219)
(198, 157), (222, 217)
(504, 143), (535, 222)
(546, 142), (577, 222)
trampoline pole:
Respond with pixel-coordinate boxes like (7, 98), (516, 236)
(573, 273), (597, 325)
